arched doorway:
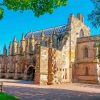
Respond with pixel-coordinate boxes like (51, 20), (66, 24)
(27, 66), (35, 81)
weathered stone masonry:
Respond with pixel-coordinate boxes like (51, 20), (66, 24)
(0, 13), (100, 84)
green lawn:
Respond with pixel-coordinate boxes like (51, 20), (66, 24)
(0, 92), (20, 100)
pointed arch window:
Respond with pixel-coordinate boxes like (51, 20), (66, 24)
(80, 29), (84, 37)
(84, 47), (88, 58)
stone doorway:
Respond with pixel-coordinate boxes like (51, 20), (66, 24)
(27, 66), (35, 81)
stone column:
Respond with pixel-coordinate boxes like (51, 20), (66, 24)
(14, 63), (18, 79)
(34, 65), (40, 84)
(6, 64), (9, 79)
(47, 48), (55, 85)
(23, 65), (28, 80)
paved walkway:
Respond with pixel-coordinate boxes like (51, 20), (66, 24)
(0, 79), (100, 100)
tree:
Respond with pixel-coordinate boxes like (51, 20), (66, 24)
(0, 8), (3, 20)
(88, 0), (100, 28)
(0, 0), (67, 19)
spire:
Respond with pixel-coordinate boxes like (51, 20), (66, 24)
(3, 44), (7, 56)
(13, 36), (16, 42)
(4, 44), (6, 49)
(9, 42), (12, 55)
(22, 33), (25, 41)
(40, 30), (45, 42)
(17, 41), (20, 54)
(12, 36), (17, 55)
(9, 42), (12, 48)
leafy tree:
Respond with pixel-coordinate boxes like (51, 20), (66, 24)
(88, 0), (100, 28)
(0, 0), (67, 19)
(0, 8), (3, 19)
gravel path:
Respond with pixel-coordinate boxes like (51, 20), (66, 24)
(0, 79), (100, 100)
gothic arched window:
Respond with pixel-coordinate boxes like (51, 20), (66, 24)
(84, 47), (88, 58)
(80, 29), (84, 37)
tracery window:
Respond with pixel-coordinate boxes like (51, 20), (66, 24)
(80, 29), (84, 37)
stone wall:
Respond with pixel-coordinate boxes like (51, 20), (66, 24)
(40, 46), (48, 84)
(75, 36), (99, 83)
(60, 14), (90, 82)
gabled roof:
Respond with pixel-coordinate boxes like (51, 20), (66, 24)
(25, 25), (67, 39)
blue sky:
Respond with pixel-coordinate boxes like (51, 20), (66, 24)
(0, 0), (100, 54)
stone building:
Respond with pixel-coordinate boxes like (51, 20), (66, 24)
(0, 13), (100, 84)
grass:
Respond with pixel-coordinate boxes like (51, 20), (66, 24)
(0, 92), (20, 100)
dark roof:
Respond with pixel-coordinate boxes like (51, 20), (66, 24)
(25, 25), (67, 38)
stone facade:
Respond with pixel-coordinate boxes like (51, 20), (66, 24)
(0, 13), (100, 84)
(74, 36), (100, 83)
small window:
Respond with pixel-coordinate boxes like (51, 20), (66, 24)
(84, 47), (88, 58)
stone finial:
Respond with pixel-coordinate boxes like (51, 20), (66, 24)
(77, 13), (84, 22)
(27, 38), (30, 45)
(30, 34), (34, 39)
(3, 44), (7, 56)
(4, 44), (6, 49)
(17, 41), (20, 54)
(49, 36), (53, 48)
(9, 42), (12, 49)
(22, 33), (25, 41)
(13, 36), (17, 42)
(8, 42), (12, 55)
(41, 30), (45, 37)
